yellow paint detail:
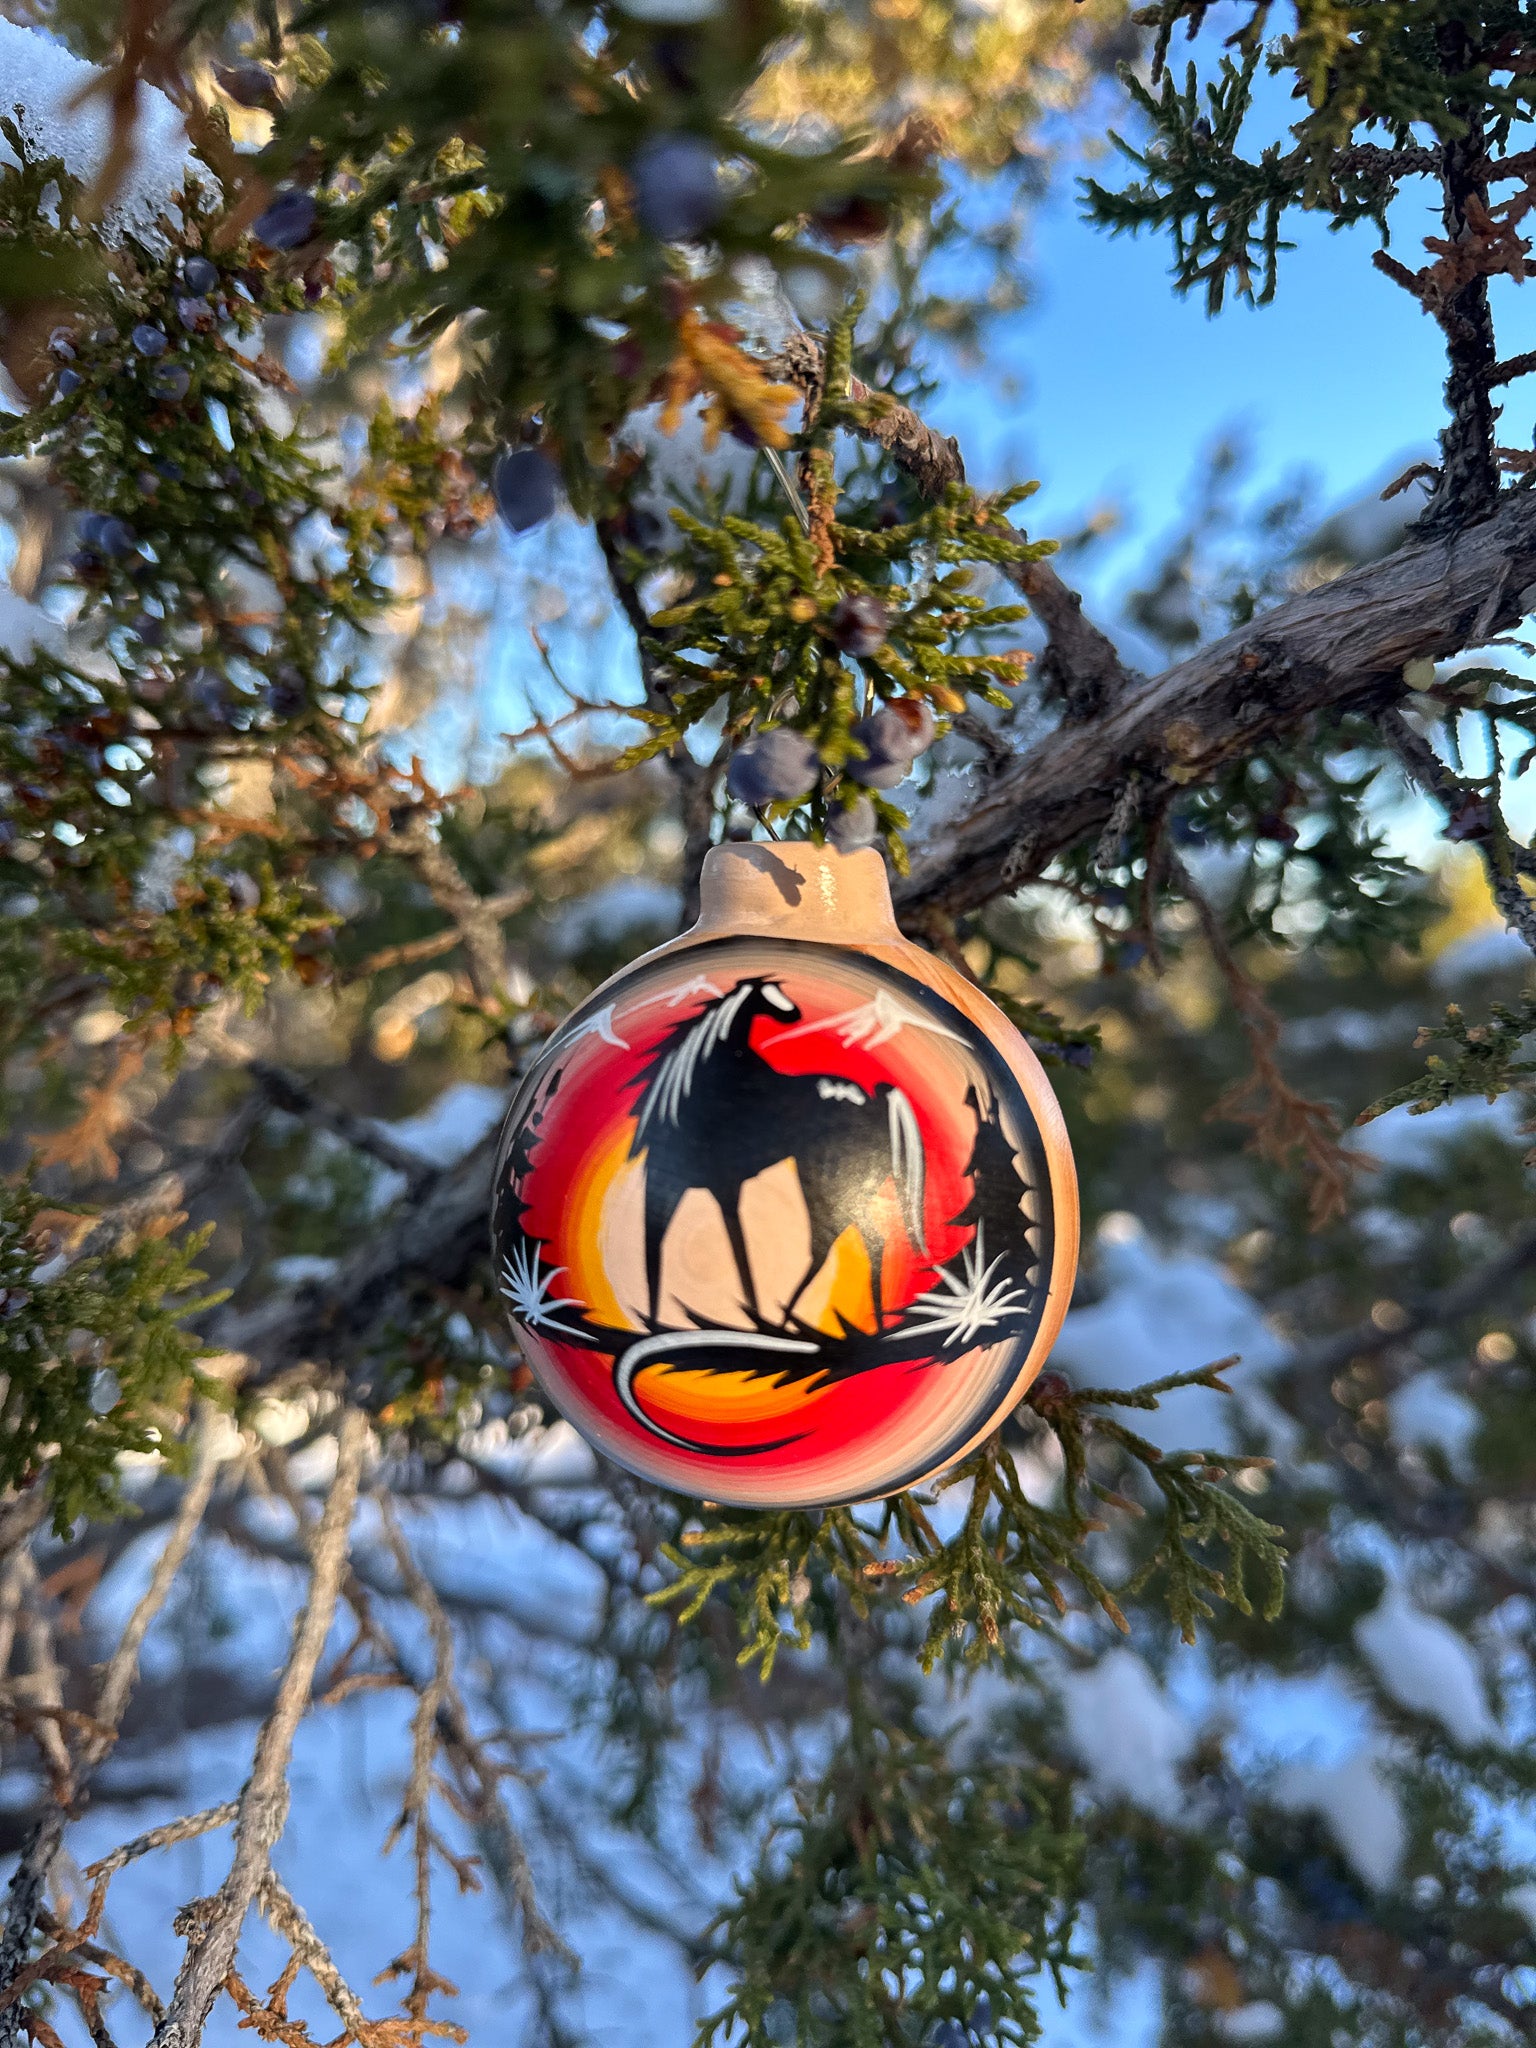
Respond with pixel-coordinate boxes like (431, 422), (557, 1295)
(638, 1363), (824, 1429)
(564, 1125), (640, 1331)
(797, 1226), (874, 1336)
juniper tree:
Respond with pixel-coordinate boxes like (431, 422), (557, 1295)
(0, 5), (1534, 2048)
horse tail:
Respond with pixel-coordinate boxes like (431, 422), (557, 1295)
(886, 1086), (928, 1255)
(613, 1329), (819, 1455)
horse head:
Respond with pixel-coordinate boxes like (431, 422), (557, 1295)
(725, 976), (801, 1038)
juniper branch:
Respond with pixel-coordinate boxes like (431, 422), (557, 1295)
(246, 1061), (439, 1192)
(898, 484), (1536, 915)
(1380, 705), (1536, 959)
(390, 814), (511, 1010)
(742, 326), (1536, 926)
(375, 1500), (574, 1964)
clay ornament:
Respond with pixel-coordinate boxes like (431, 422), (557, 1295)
(491, 842), (1079, 1508)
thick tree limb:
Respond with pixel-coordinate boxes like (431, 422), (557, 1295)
(204, 1131), (499, 1385)
(898, 486), (1536, 916)
(759, 328), (1536, 922)
(766, 331), (965, 500)
(246, 1061), (439, 1192)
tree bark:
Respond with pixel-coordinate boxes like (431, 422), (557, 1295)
(897, 484), (1536, 916)
(1423, 19), (1501, 531)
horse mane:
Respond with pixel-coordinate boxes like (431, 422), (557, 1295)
(630, 980), (762, 1150)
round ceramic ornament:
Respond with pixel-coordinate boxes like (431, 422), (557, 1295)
(491, 842), (1079, 1507)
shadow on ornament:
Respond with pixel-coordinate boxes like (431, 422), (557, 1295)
(491, 843), (1079, 1508)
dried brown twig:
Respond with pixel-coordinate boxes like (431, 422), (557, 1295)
(0, 1407), (225, 2045)
(343, 890), (530, 983)
(375, 1500), (573, 1970)
(1170, 857), (1361, 1230)
(389, 815), (513, 1011)
(149, 1408), (368, 2048)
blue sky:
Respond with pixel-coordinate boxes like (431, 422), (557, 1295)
(930, 112), (1536, 600)
(482, 63), (1536, 860)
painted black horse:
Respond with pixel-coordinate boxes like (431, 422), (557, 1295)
(629, 976), (927, 1328)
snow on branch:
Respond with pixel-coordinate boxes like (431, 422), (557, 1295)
(0, 19), (190, 244)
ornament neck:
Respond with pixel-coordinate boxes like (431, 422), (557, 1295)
(691, 842), (901, 944)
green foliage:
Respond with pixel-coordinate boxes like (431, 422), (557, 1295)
(1359, 991), (1536, 1121)
(63, 867), (326, 1046)
(1147, 727), (1433, 963)
(0, 126), (485, 1098)
(1086, 3), (1536, 309)
(701, 1726), (1083, 2048)
(612, 310), (1047, 850)
(650, 1362), (1284, 1677)
(1085, 48), (1296, 312)
(0, 1181), (219, 1532)
(277, 0), (918, 505)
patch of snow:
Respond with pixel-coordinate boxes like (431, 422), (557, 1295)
(1348, 1092), (1524, 1170)
(1283, 1005), (1414, 1055)
(287, 1432), (340, 1492)
(551, 877), (683, 952)
(1051, 1223), (1286, 1453)
(1386, 1371), (1480, 1480)
(910, 760), (982, 851)
(0, 584), (63, 660)
(252, 1395), (313, 1448)
(269, 1253), (340, 1287)
(1507, 1880), (1536, 1933)
(1354, 1204), (1420, 1258)
(377, 1080), (505, 1164)
(618, 398), (762, 530)
(469, 1417), (599, 1488)
(1059, 1648), (1194, 1822)
(1213, 1666), (1377, 1778)
(0, 20), (192, 243)
(1271, 1747), (1406, 1891)
(1215, 2005), (1285, 2043)
(1354, 1581), (1500, 1747)
(134, 827), (194, 912)
(1012, 1431), (1064, 1506)
(1430, 921), (1533, 985)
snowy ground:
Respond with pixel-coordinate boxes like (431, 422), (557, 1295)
(18, 1182), (1524, 2048)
